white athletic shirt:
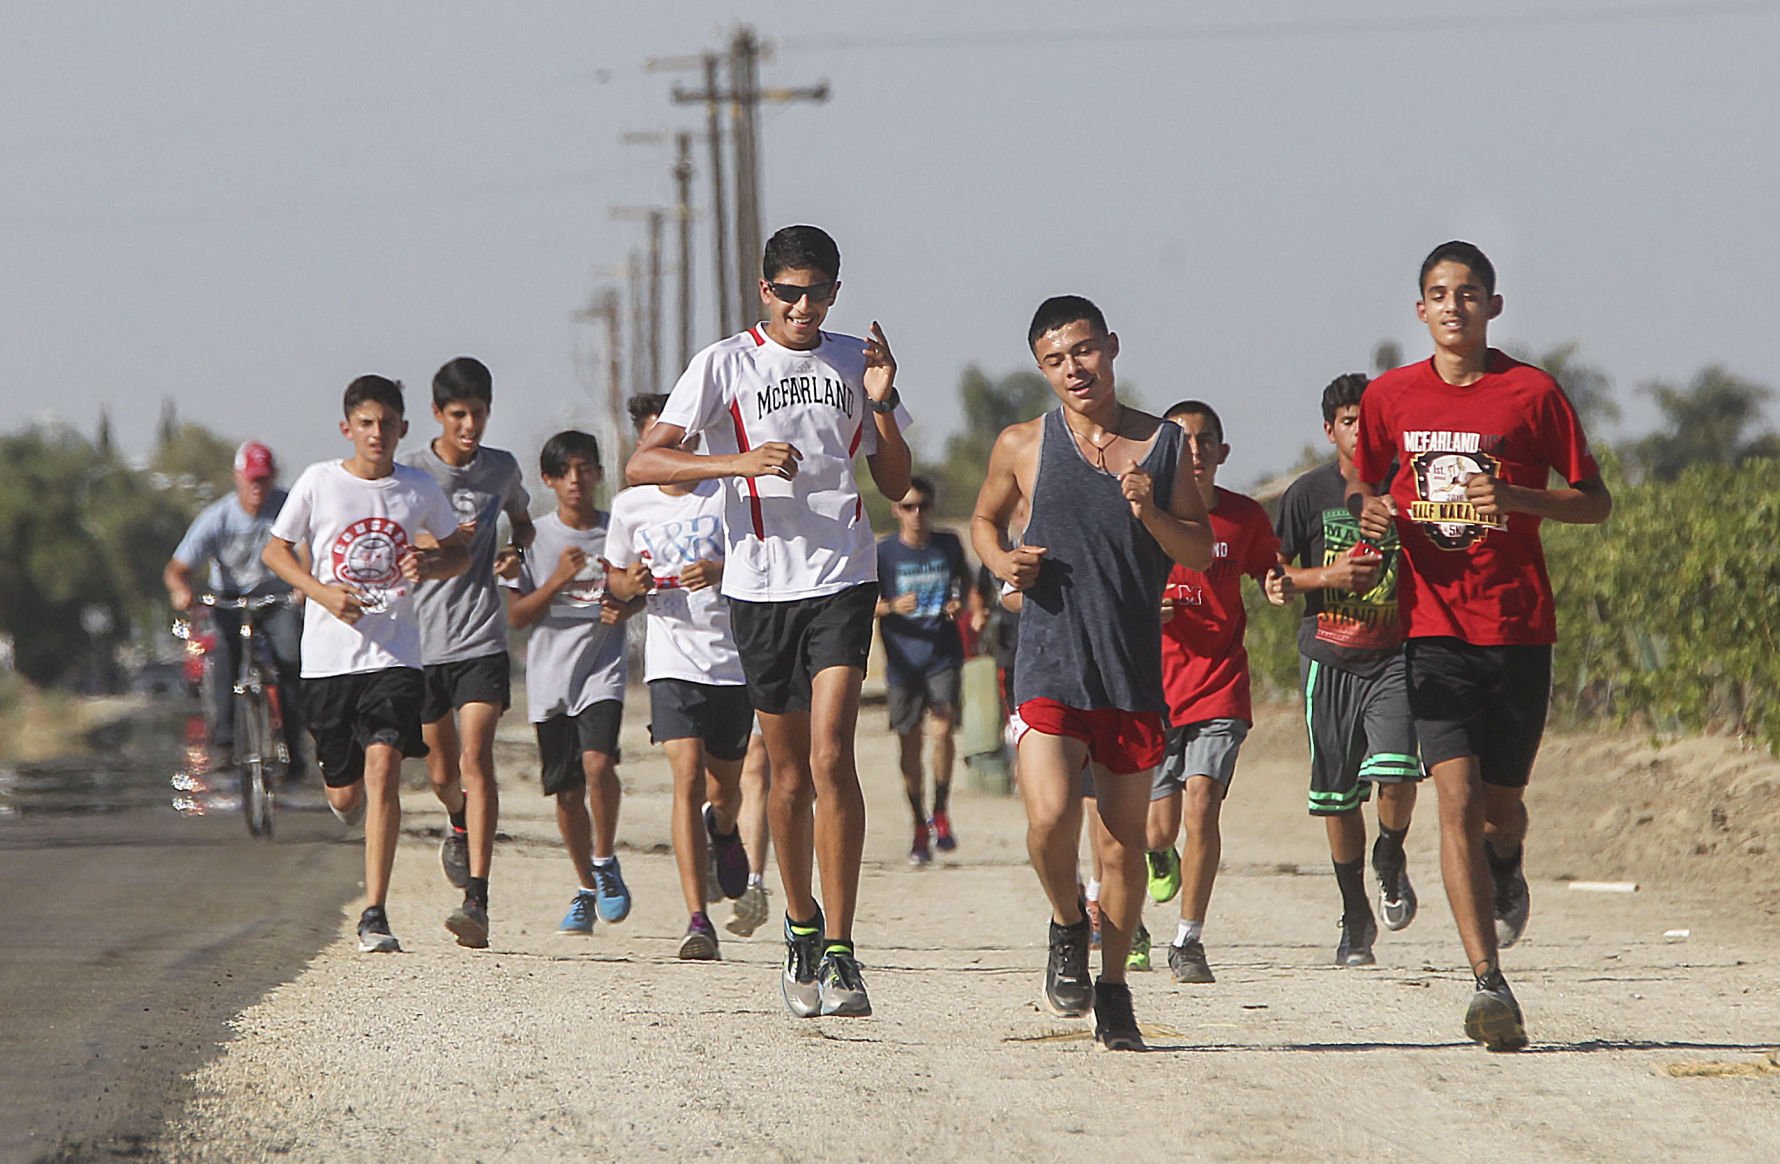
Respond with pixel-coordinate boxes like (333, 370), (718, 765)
(269, 460), (459, 678)
(604, 481), (746, 687)
(501, 511), (628, 722)
(658, 325), (913, 601)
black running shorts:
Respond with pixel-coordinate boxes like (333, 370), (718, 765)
(535, 700), (623, 797)
(886, 666), (962, 737)
(420, 651), (512, 722)
(1404, 638), (1551, 788)
(727, 583), (877, 715)
(303, 667), (427, 789)
(1301, 652), (1422, 816)
(648, 679), (753, 762)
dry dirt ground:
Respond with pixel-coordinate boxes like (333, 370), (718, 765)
(156, 702), (1780, 1162)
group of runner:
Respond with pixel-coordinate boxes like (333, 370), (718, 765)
(170, 225), (1608, 1052)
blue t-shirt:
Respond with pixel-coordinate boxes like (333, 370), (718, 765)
(172, 491), (291, 597)
(875, 530), (970, 684)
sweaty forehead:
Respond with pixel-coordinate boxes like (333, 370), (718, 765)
(1421, 262), (1486, 294)
(1033, 320), (1104, 355)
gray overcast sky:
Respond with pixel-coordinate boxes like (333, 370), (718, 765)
(3, 0), (1776, 489)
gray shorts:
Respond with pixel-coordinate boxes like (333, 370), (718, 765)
(887, 667), (961, 737)
(1151, 717), (1249, 800)
(1303, 653), (1422, 816)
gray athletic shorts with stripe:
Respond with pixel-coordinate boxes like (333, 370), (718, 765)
(1301, 652), (1422, 815)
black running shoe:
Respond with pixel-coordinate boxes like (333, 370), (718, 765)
(817, 948), (872, 1017)
(445, 898), (489, 949)
(1375, 852), (1418, 932)
(705, 804), (750, 901)
(1493, 864), (1531, 949)
(781, 907), (825, 1018)
(356, 907), (400, 953)
(1335, 913), (1377, 967)
(1092, 977), (1145, 1051)
(1044, 914), (1093, 1018)
(1465, 968), (1529, 1051)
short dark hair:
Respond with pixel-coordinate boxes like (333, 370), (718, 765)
(1027, 295), (1108, 352)
(762, 225), (840, 282)
(1163, 399), (1224, 443)
(1419, 240), (1496, 296)
(343, 375), (404, 418)
(433, 356), (493, 409)
(1321, 373), (1369, 424)
(905, 474), (936, 503)
(627, 393), (670, 434)
(539, 430), (602, 478)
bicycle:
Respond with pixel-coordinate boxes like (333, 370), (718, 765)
(173, 594), (292, 838)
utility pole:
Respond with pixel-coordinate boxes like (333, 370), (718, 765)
(574, 287), (624, 459)
(611, 208), (666, 394)
(673, 132), (694, 370)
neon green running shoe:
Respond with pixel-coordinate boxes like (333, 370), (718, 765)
(1126, 922), (1152, 972)
(1146, 848), (1181, 904)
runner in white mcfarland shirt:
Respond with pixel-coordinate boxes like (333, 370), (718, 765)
(626, 225), (911, 1020)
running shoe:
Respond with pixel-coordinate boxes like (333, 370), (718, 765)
(591, 858), (632, 924)
(1092, 977), (1145, 1052)
(781, 908), (825, 1018)
(726, 882), (770, 937)
(1043, 914), (1093, 1018)
(329, 797), (366, 829)
(440, 825), (470, 890)
(557, 890), (596, 936)
(678, 913), (721, 961)
(817, 948), (872, 1017)
(1146, 848), (1181, 904)
(445, 898), (490, 950)
(356, 907), (400, 953)
(1464, 968), (1529, 1051)
(1335, 913), (1377, 967)
(909, 823), (932, 867)
(705, 805), (750, 900)
(1375, 852), (1418, 932)
(1166, 938), (1216, 984)
(1126, 922), (1152, 972)
(1085, 896), (1103, 949)
(1493, 863), (1530, 949)
(930, 810), (957, 852)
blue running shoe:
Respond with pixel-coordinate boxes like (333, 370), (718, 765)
(592, 858), (632, 923)
(558, 890), (596, 936)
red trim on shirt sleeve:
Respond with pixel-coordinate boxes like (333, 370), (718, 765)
(728, 398), (766, 539)
(748, 326), (766, 347)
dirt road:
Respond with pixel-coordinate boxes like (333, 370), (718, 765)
(155, 707), (1780, 1161)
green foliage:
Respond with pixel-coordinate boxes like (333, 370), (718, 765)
(1623, 365), (1776, 482)
(929, 366), (1053, 519)
(151, 420), (237, 498)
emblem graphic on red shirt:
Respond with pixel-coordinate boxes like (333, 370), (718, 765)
(1408, 449), (1507, 550)
(330, 516), (410, 612)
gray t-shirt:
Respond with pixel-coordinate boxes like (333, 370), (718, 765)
(502, 511), (628, 723)
(402, 442), (530, 665)
(172, 490), (292, 597)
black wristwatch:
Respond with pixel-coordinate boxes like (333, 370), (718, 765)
(868, 386), (901, 414)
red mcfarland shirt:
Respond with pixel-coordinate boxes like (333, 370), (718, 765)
(1353, 351), (1599, 647)
(1161, 487), (1279, 725)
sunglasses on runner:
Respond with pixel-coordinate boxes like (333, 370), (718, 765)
(765, 280), (838, 304)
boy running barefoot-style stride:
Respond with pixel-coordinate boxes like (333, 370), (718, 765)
(874, 475), (973, 866)
(629, 224), (912, 1019)
(1140, 401), (1291, 983)
(502, 432), (643, 938)
(972, 296), (1214, 1051)
(1276, 374), (1423, 968)
(1349, 241), (1611, 1050)
(607, 393), (753, 961)
(262, 376), (469, 953)
(404, 356), (534, 950)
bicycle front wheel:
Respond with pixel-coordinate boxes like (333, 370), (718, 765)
(235, 690), (275, 840)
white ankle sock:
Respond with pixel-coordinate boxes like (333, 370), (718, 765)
(1174, 920), (1202, 947)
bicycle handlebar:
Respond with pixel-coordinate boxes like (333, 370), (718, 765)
(198, 593), (293, 612)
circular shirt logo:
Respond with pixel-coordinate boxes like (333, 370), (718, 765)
(330, 516), (411, 609)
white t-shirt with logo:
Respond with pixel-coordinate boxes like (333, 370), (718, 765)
(502, 511), (628, 722)
(605, 481), (746, 687)
(658, 325), (913, 602)
(270, 460), (459, 678)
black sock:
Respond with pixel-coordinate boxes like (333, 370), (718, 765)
(448, 809), (467, 832)
(1486, 842), (1523, 876)
(1333, 858), (1370, 922)
(361, 904), (386, 922)
(1373, 825), (1408, 867)
(466, 876), (488, 909)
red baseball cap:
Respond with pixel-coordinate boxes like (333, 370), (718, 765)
(234, 440), (276, 480)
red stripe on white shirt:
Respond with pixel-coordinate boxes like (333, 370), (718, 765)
(728, 398), (766, 539)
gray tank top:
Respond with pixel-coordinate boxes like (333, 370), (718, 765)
(1013, 409), (1182, 713)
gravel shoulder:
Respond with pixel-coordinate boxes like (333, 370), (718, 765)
(154, 704), (1780, 1161)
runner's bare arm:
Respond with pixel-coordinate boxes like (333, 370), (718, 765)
(1277, 549), (1380, 595)
(627, 421), (801, 486)
(862, 322), (912, 501)
(505, 546), (587, 629)
(1125, 446), (1214, 571)
(262, 536), (363, 623)
(1343, 466), (1399, 542)
(1464, 471), (1612, 524)
(971, 422), (1047, 590)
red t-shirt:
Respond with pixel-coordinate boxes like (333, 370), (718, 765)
(1353, 351), (1599, 646)
(1161, 487), (1279, 725)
